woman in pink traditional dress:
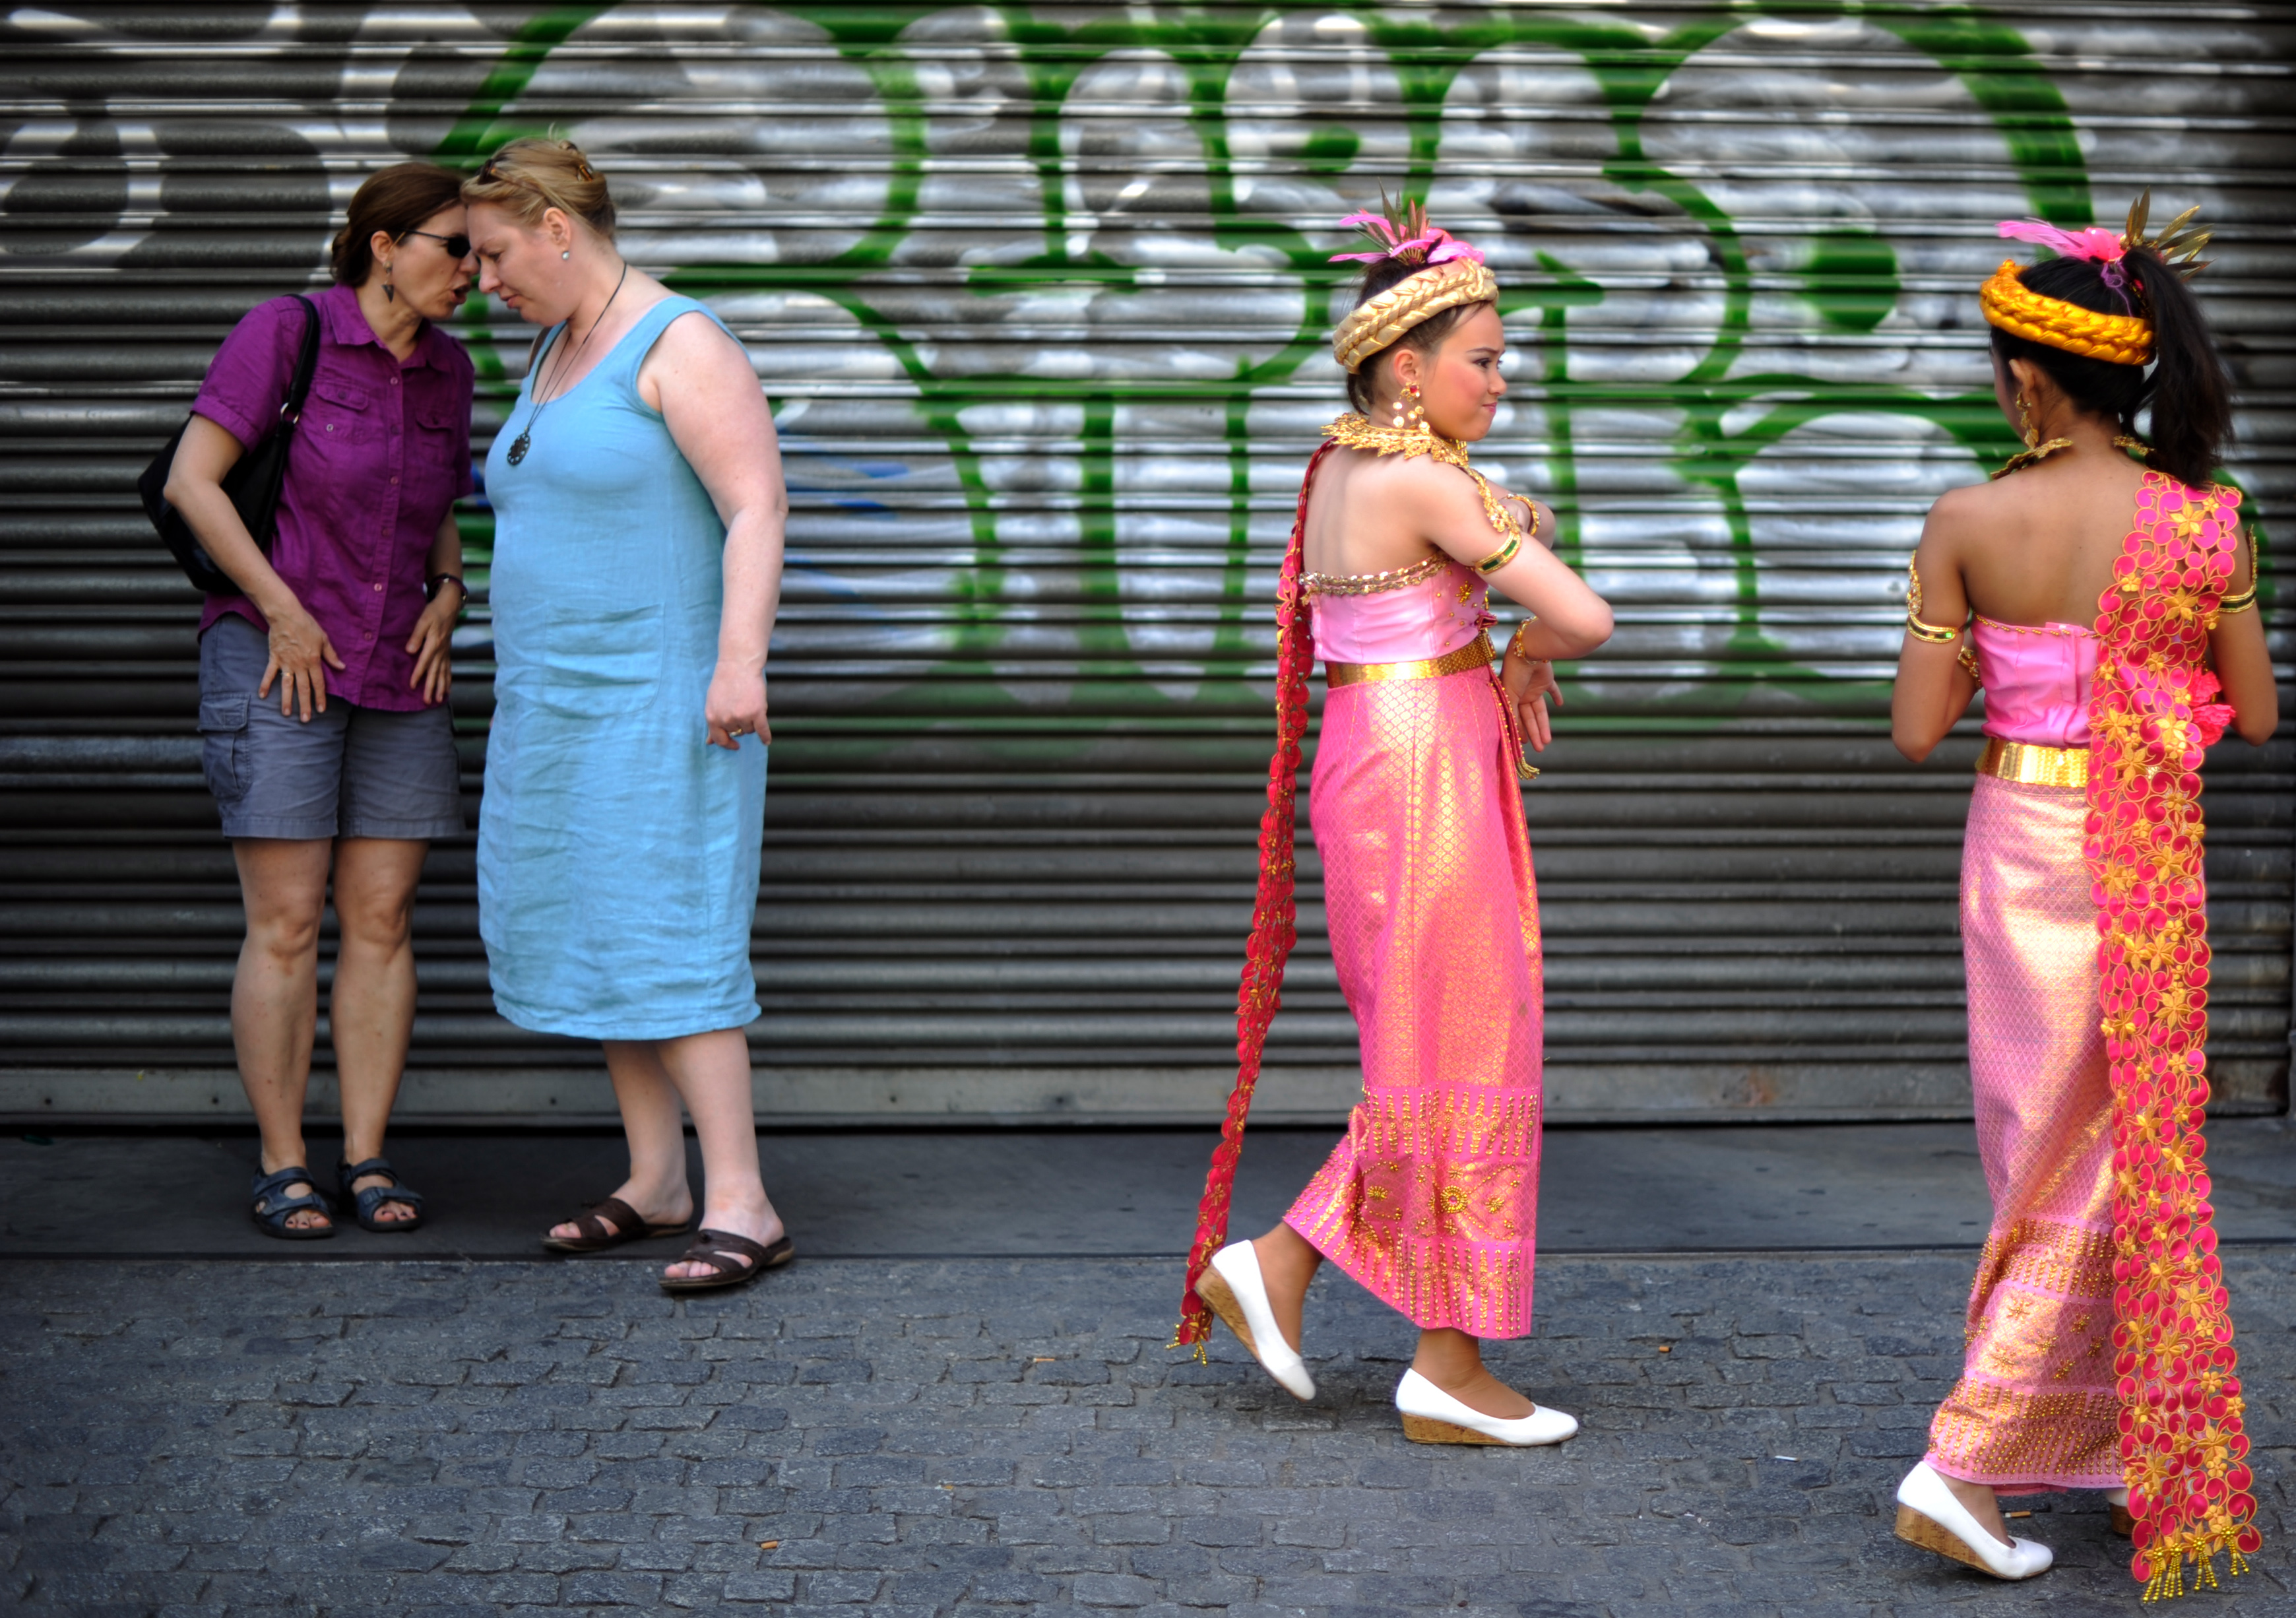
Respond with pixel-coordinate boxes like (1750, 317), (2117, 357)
(1171, 207), (1613, 1445)
(1890, 200), (2274, 1592)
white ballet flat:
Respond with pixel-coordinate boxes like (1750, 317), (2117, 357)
(1197, 1240), (1314, 1401)
(1893, 1462), (2053, 1580)
(1393, 1367), (1577, 1446)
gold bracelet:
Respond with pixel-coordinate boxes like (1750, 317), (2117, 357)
(1506, 618), (1538, 660)
(1957, 641), (1982, 682)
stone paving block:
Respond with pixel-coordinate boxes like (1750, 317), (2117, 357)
(3, 1252), (2291, 1613)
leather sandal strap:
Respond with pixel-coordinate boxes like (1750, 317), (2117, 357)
(251, 1164), (323, 1203)
(575, 1195), (644, 1243)
(250, 1165), (329, 1219)
(677, 1228), (771, 1277)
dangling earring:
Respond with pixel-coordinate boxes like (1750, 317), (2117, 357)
(381, 261), (395, 302)
(1390, 385), (1407, 430)
(2015, 391), (2038, 451)
(1405, 381), (1426, 434)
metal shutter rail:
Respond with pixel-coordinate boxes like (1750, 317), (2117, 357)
(0, 3), (2286, 1125)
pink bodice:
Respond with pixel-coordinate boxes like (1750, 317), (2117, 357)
(1308, 556), (1490, 663)
(1973, 616), (2099, 747)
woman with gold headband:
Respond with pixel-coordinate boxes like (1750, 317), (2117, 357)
(1172, 205), (1614, 1445)
(1890, 200), (2274, 1592)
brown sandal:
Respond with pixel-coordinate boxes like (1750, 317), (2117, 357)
(658, 1229), (795, 1293)
(541, 1195), (692, 1254)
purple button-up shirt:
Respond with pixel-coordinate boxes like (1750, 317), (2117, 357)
(193, 280), (475, 711)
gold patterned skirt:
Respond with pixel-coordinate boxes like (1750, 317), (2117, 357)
(1282, 661), (1541, 1338)
(1925, 773), (2120, 1491)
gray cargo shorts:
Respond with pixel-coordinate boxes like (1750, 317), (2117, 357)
(197, 614), (464, 842)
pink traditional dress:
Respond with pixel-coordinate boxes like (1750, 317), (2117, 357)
(1284, 542), (1543, 1334)
(1174, 427), (1543, 1346)
(1924, 471), (2260, 1596)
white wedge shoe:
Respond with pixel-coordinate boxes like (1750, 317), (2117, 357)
(1393, 1368), (1578, 1446)
(1198, 1240), (1315, 1401)
(1894, 1462), (2053, 1580)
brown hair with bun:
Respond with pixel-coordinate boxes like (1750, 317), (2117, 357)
(329, 162), (468, 285)
(460, 137), (616, 241)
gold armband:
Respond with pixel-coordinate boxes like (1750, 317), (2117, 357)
(1475, 533), (1521, 575)
(2216, 581), (2257, 615)
(1905, 557), (1963, 643)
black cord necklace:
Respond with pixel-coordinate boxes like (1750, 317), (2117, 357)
(505, 259), (631, 467)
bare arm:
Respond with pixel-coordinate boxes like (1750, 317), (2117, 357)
(1890, 497), (1981, 763)
(162, 412), (343, 720)
(1415, 469), (1612, 656)
(2210, 525), (2278, 746)
(1407, 467), (1612, 753)
(643, 311), (788, 750)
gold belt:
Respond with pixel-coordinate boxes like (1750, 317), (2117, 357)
(1324, 631), (1495, 688)
(1978, 736), (2089, 790)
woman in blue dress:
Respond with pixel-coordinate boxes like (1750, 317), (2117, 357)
(464, 139), (790, 1290)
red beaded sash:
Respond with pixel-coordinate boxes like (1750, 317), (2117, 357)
(1170, 442), (1334, 1352)
(2091, 472), (2258, 1598)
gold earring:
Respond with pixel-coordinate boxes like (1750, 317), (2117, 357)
(1391, 387), (1407, 430)
(2015, 392), (2038, 451)
(1405, 381), (1426, 433)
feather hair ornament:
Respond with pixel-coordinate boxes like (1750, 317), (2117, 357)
(1329, 194), (1484, 268)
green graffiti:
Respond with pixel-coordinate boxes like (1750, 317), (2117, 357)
(435, 2), (2090, 744)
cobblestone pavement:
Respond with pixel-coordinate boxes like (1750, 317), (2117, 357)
(3, 1250), (2289, 1617)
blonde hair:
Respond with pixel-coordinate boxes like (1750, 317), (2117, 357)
(461, 137), (616, 241)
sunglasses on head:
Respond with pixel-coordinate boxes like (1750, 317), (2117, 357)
(398, 227), (472, 258)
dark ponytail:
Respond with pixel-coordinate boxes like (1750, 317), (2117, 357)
(1989, 247), (2234, 488)
(2124, 246), (2234, 490)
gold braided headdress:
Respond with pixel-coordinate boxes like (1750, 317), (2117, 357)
(1979, 263), (2153, 365)
(1979, 191), (2212, 368)
(1333, 257), (1501, 372)
(1328, 199), (1499, 372)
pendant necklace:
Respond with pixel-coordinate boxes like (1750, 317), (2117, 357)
(505, 259), (630, 467)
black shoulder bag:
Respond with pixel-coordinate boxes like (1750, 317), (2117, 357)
(139, 293), (321, 598)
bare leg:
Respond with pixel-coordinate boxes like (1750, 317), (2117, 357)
(1411, 1328), (1533, 1419)
(231, 837), (335, 1231)
(658, 1027), (782, 1281)
(329, 837), (428, 1221)
(1937, 1473), (2014, 1548)
(547, 1039), (696, 1242)
(1248, 1221), (1323, 1351)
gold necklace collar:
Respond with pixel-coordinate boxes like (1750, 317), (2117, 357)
(1323, 412), (1472, 468)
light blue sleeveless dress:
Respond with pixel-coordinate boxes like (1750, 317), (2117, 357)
(478, 296), (766, 1039)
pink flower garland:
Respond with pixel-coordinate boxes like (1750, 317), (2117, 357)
(2087, 472), (2261, 1598)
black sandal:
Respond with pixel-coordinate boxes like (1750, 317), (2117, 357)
(659, 1229), (795, 1293)
(249, 1165), (335, 1240)
(335, 1157), (426, 1233)
(541, 1195), (693, 1254)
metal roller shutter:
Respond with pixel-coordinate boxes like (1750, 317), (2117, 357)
(0, 3), (2286, 1125)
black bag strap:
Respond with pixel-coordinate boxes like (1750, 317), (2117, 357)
(278, 294), (320, 426)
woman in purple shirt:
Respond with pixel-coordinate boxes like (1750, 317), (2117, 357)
(164, 164), (477, 1239)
